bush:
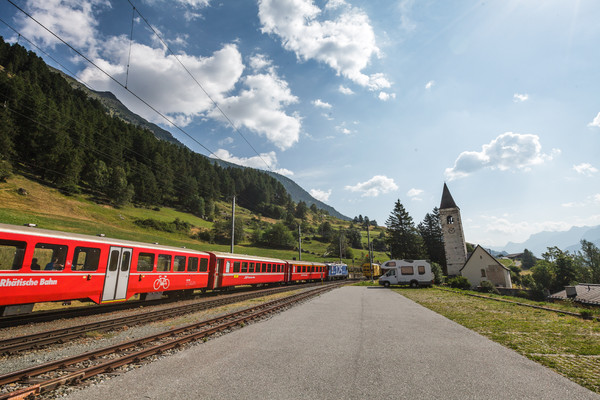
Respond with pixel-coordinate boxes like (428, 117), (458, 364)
(448, 276), (471, 290)
(478, 280), (500, 294)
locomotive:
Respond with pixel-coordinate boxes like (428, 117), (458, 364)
(0, 223), (348, 316)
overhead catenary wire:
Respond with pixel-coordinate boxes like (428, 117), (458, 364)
(126, 0), (273, 172)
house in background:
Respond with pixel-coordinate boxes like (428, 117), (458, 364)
(461, 245), (512, 288)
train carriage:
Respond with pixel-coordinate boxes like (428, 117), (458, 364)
(207, 252), (287, 290)
(0, 223), (211, 314)
(287, 260), (327, 283)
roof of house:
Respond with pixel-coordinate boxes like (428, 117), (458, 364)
(440, 183), (459, 210)
(461, 245), (511, 272)
(549, 284), (600, 305)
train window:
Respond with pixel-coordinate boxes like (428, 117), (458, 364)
(108, 250), (119, 272)
(233, 261), (240, 273)
(121, 251), (131, 272)
(72, 247), (100, 271)
(157, 254), (171, 272)
(174, 256), (186, 272)
(0, 240), (26, 270)
(34, 243), (67, 271)
(249, 262), (254, 273)
(200, 258), (208, 272)
(400, 266), (414, 275)
(262, 263), (266, 272)
(267, 263), (272, 273)
(242, 262), (248, 273)
(137, 253), (155, 271)
(188, 257), (198, 272)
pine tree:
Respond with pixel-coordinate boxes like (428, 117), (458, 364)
(385, 199), (424, 259)
(418, 207), (446, 267)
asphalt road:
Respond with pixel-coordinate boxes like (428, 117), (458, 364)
(66, 286), (599, 400)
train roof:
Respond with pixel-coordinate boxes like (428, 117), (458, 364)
(0, 223), (210, 256)
(208, 251), (287, 263)
(285, 260), (327, 267)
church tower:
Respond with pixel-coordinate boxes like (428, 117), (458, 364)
(439, 183), (467, 276)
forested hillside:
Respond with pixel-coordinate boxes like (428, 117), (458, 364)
(0, 38), (296, 219)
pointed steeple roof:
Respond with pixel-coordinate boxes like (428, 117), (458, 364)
(440, 183), (459, 209)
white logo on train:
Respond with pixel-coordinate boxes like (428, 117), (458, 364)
(153, 275), (170, 290)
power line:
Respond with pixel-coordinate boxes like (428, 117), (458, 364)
(126, 0), (273, 172)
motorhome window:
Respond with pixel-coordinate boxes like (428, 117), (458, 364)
(400, 266), (414, 275)
(418, 266), (425, 275)
(72, 247), (100, 271)
(157, 254), (171, 272)
(233, 261), (240, 273)
(188, 257), (198, 272)
(0, 240), (26, 270)
(387, 261), (396, 267)
(242, 262), (248, 273)
(174, 256), (186, 272)
(34, 243), (68, 271)
(137, 253), (155, 271)
(200, 258), (208, 272)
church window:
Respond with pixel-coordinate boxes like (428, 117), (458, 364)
(447, 216), (454, 224)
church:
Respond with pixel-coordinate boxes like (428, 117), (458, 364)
(439, 184), (512, 289)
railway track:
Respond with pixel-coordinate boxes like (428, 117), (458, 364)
(0, 282), (332, 355)
(0, 284), (283, 327)
(0, 283), (343, 399)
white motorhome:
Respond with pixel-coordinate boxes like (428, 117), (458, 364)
(378, 260), (434, 288)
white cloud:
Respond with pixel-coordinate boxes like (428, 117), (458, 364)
(345, 175), (398, 197)
(407, 188), (423, 201)
(339, 85), (354, 95)
(445, 132), (557, 180)
(310, 188), (332, 202)
(258, 0), (390, 91)
(562, 193), (600, 208)
(249, 54), (272, 71)
(211, 149), (294, 176)
(588, 112), (600, 128)
(573, 163), (598, 177)
(312, 99), (332, 109)
(425, 80), (435, 90)
(80, 40), (245, 126)
(207, 64), (301, 150)
(378, 92), (396, 101)
(325, 0), (346, 10)
(16, 0), (108, 55)
(218, 136), (234, 146)
(513, 93), (529, 102)
(335, 124), (351, 135)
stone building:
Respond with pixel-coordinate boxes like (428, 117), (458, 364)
(439, 183), (467, 276)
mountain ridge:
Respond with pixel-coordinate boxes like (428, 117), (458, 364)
(487, 225), (600, 257)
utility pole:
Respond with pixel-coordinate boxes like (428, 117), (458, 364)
(230, 195), (235, 254)
(298, 224), (302, 261)
(366, 219), (373, 283)
(339, 228), (343, 263)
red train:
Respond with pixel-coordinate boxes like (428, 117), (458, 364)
(0, 223), (343, 316)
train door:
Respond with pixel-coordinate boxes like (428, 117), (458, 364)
(102, 247), (132, 302)
(286, 263), (292, 283)
(214, 258), (224, 289)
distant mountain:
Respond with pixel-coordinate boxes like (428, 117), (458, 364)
(55, 68), (350, 220)
(211, 159), (350, 221)
(51, 67), (184, 147)
(488, 225), (600, 257)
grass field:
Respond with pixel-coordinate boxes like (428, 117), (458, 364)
(399, 287), (600, 393)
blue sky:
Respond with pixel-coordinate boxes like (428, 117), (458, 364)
(1, 0), (599, 248)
